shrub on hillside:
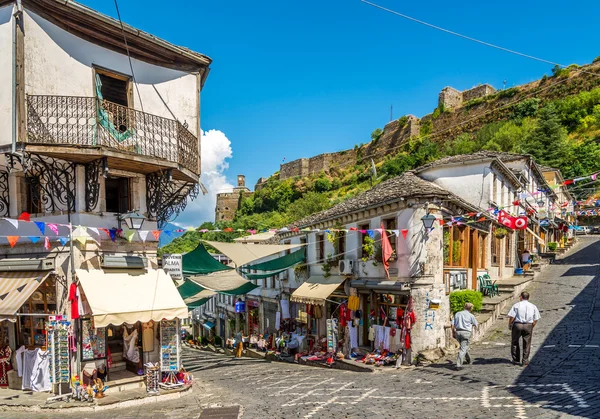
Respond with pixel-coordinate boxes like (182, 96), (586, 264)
(314, 177), (332, 192)
(450, 290), (483, 315)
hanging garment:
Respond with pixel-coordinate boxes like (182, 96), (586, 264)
(348, 324), (358, 350)
(123, 328), (140, 363)
(280, 300), (291, 320)
(21, 349), (38, 390)
(68, 283), (80, 320)
(339, 304), (348, 327)
(30, 350), (51, 392)
(313, 305), (322, 319)
(15, 346), (25, 377)
(142, 321), (155, 352)
(383, 327), (391, 350)
(275, 312), (281, 331)
(76, 286), (84, 317)
(0, 346), (12, 388)
(368, 326), (374, 341)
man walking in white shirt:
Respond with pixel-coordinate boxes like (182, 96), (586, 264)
(508, 292), (541, 366)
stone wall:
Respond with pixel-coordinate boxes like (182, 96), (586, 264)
(463, 84), (496, 102)
(215, 190), (253, 222)
(280, 158), (309, 179)
(438, 86), (463, 110)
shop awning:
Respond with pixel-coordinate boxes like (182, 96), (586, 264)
(242, 248), (306, 272)
(183, 289), (216, 309)
(204, 241), (304, 267)
(0, 271), (52, 322)
(203, 321), (215, 330)
(189, 270), (259, 296)
(243, 269), (288, 280)
(76, 268), (188, 328)
(290, 277), (346, 306)
(182, 243), (233, 276)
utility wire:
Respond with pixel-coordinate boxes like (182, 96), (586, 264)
(113, 0), (144, 112)
(360, 1), (600, 79)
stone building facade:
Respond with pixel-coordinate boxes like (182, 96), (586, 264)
(438, 84), (497, 110)
(215, 175), (253, 222)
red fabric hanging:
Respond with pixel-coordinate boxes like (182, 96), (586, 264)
(68, 283), (80, 320)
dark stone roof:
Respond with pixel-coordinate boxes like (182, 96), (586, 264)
(414, 151), (530, 172)
(293, 171), (479, 228)
(537, 164), (559, 172)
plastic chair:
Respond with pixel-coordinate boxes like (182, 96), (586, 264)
(483, 274), (499, 297)
(478, 276), (493, 296)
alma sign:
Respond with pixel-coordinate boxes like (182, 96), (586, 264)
(163, 254), (183, 279)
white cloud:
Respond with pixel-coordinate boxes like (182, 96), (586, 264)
(174, 129), (234, 228)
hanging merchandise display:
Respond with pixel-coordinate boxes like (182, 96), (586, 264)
(160, 320), (180, 373)
(326, 319), (338, 353)
(47, 319), (70, 393)
(81, 318), (106, 362)
(144, 362), (160, 394)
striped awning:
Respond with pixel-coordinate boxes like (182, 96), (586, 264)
(0, 271), (52, 322)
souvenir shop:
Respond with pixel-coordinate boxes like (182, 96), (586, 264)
(73, 268), (191, 393)
(0, 270), (64, 392)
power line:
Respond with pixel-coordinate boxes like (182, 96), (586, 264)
(113, 0), (144, 112)
(360, 0), (600, 79)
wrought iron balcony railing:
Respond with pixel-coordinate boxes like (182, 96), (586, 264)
(25, 95), (199, 175)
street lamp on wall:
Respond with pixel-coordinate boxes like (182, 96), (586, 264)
(421, 212), (437, 231)
(118, 211), (146, 230)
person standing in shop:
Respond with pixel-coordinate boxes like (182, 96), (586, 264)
(508, 292), (540, 366)
(452, 302), (478, 370)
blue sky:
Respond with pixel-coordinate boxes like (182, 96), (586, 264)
(80, 0), (600, 224)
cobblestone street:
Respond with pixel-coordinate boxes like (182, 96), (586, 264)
(3, 237), (599, 419)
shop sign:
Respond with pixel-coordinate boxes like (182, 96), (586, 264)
(163, 253), (183, 279)
(235, 299), (245, 313)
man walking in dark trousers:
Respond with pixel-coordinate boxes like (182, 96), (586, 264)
(508, 292), (541, 366)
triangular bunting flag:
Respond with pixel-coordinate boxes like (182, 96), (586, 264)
(75, 236), (87, 245)
(3, 218), (18, 229)
(18, 212), (30, 222)
(59, 237), (69, 246)
(34, 221), (45, 235)
(108, 229), (118, 242)
(124, 230), (135, 242)
(401, 229), (408, 240)
(88, 227), (99, 236)
(438, 219), (445, 226)
(47, 223), (59, 235)
(7, 236), (19, 248)
(44, 236), (51, 250)
(139, 231), (149, 242)
(163, 230), (172, 236)
(99, 228), (110, 237)
(152, 230), (161, 240)
(28, 236), (41, 244)
(0, 293), (8, 301)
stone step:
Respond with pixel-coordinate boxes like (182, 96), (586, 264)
(111, 352), (123, 363)
(111, 361), (126, 372)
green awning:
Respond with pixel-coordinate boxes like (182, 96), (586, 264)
(182, 243), (233, 276)
(217, 281), (259, 296)
(176, 279), (205, 300)
(243, 268), (288, 280)
(242, 248), (305, 272)
(186, 297), (211, 308)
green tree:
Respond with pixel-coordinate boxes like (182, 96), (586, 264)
(371, 128), (383, 142)
(286, 192), (332, 223)
(445, 133), (478, 155)
(519, 104), (570, 169)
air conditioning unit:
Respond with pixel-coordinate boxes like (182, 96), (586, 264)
(101, 255), (147, 269)
(338, 259), (355, 275)
(0, 257), (55, 271)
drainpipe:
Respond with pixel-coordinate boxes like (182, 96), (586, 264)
(11, 1), (22, 154)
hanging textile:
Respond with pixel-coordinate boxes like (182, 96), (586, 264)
(241, 248), (306, 272)
(0, 346), (11, 388)
(95, 74), (136, 143)
(189, 271), (259, 296)
(182, 243), (233, 276)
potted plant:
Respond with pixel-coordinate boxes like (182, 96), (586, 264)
(547, 242), (558, 252)
(494, 227), (509, 239)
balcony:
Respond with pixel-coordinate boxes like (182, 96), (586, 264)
(24, 95), (199, 180)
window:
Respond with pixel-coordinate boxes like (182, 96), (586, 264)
(105, 177), (131, 213)
(491, 234), (500, 266)
(505, 233), (513, 265)
(383, 218), (397, 260)
(337, 232), (346, 258)
(501, 181), (505, 208)
(95, 68), (133, 134)
(443, 226), (468, 267)
(316, 234), (325, 262)
(360, 223), (370, 259)
(26, 176), (43, 214)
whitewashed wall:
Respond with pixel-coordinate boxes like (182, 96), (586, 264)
(0, 6), (13, 146)
(14, 9), (200, 149)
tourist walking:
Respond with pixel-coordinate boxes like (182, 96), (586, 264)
(452, 302), (478, 370)
(234, 331), (244, 358)
(508, 291), (540, 366)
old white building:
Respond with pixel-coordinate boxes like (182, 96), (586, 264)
(0, 0), (210, 384)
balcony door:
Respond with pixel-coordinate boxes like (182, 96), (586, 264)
(94, 67), (133, 134)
